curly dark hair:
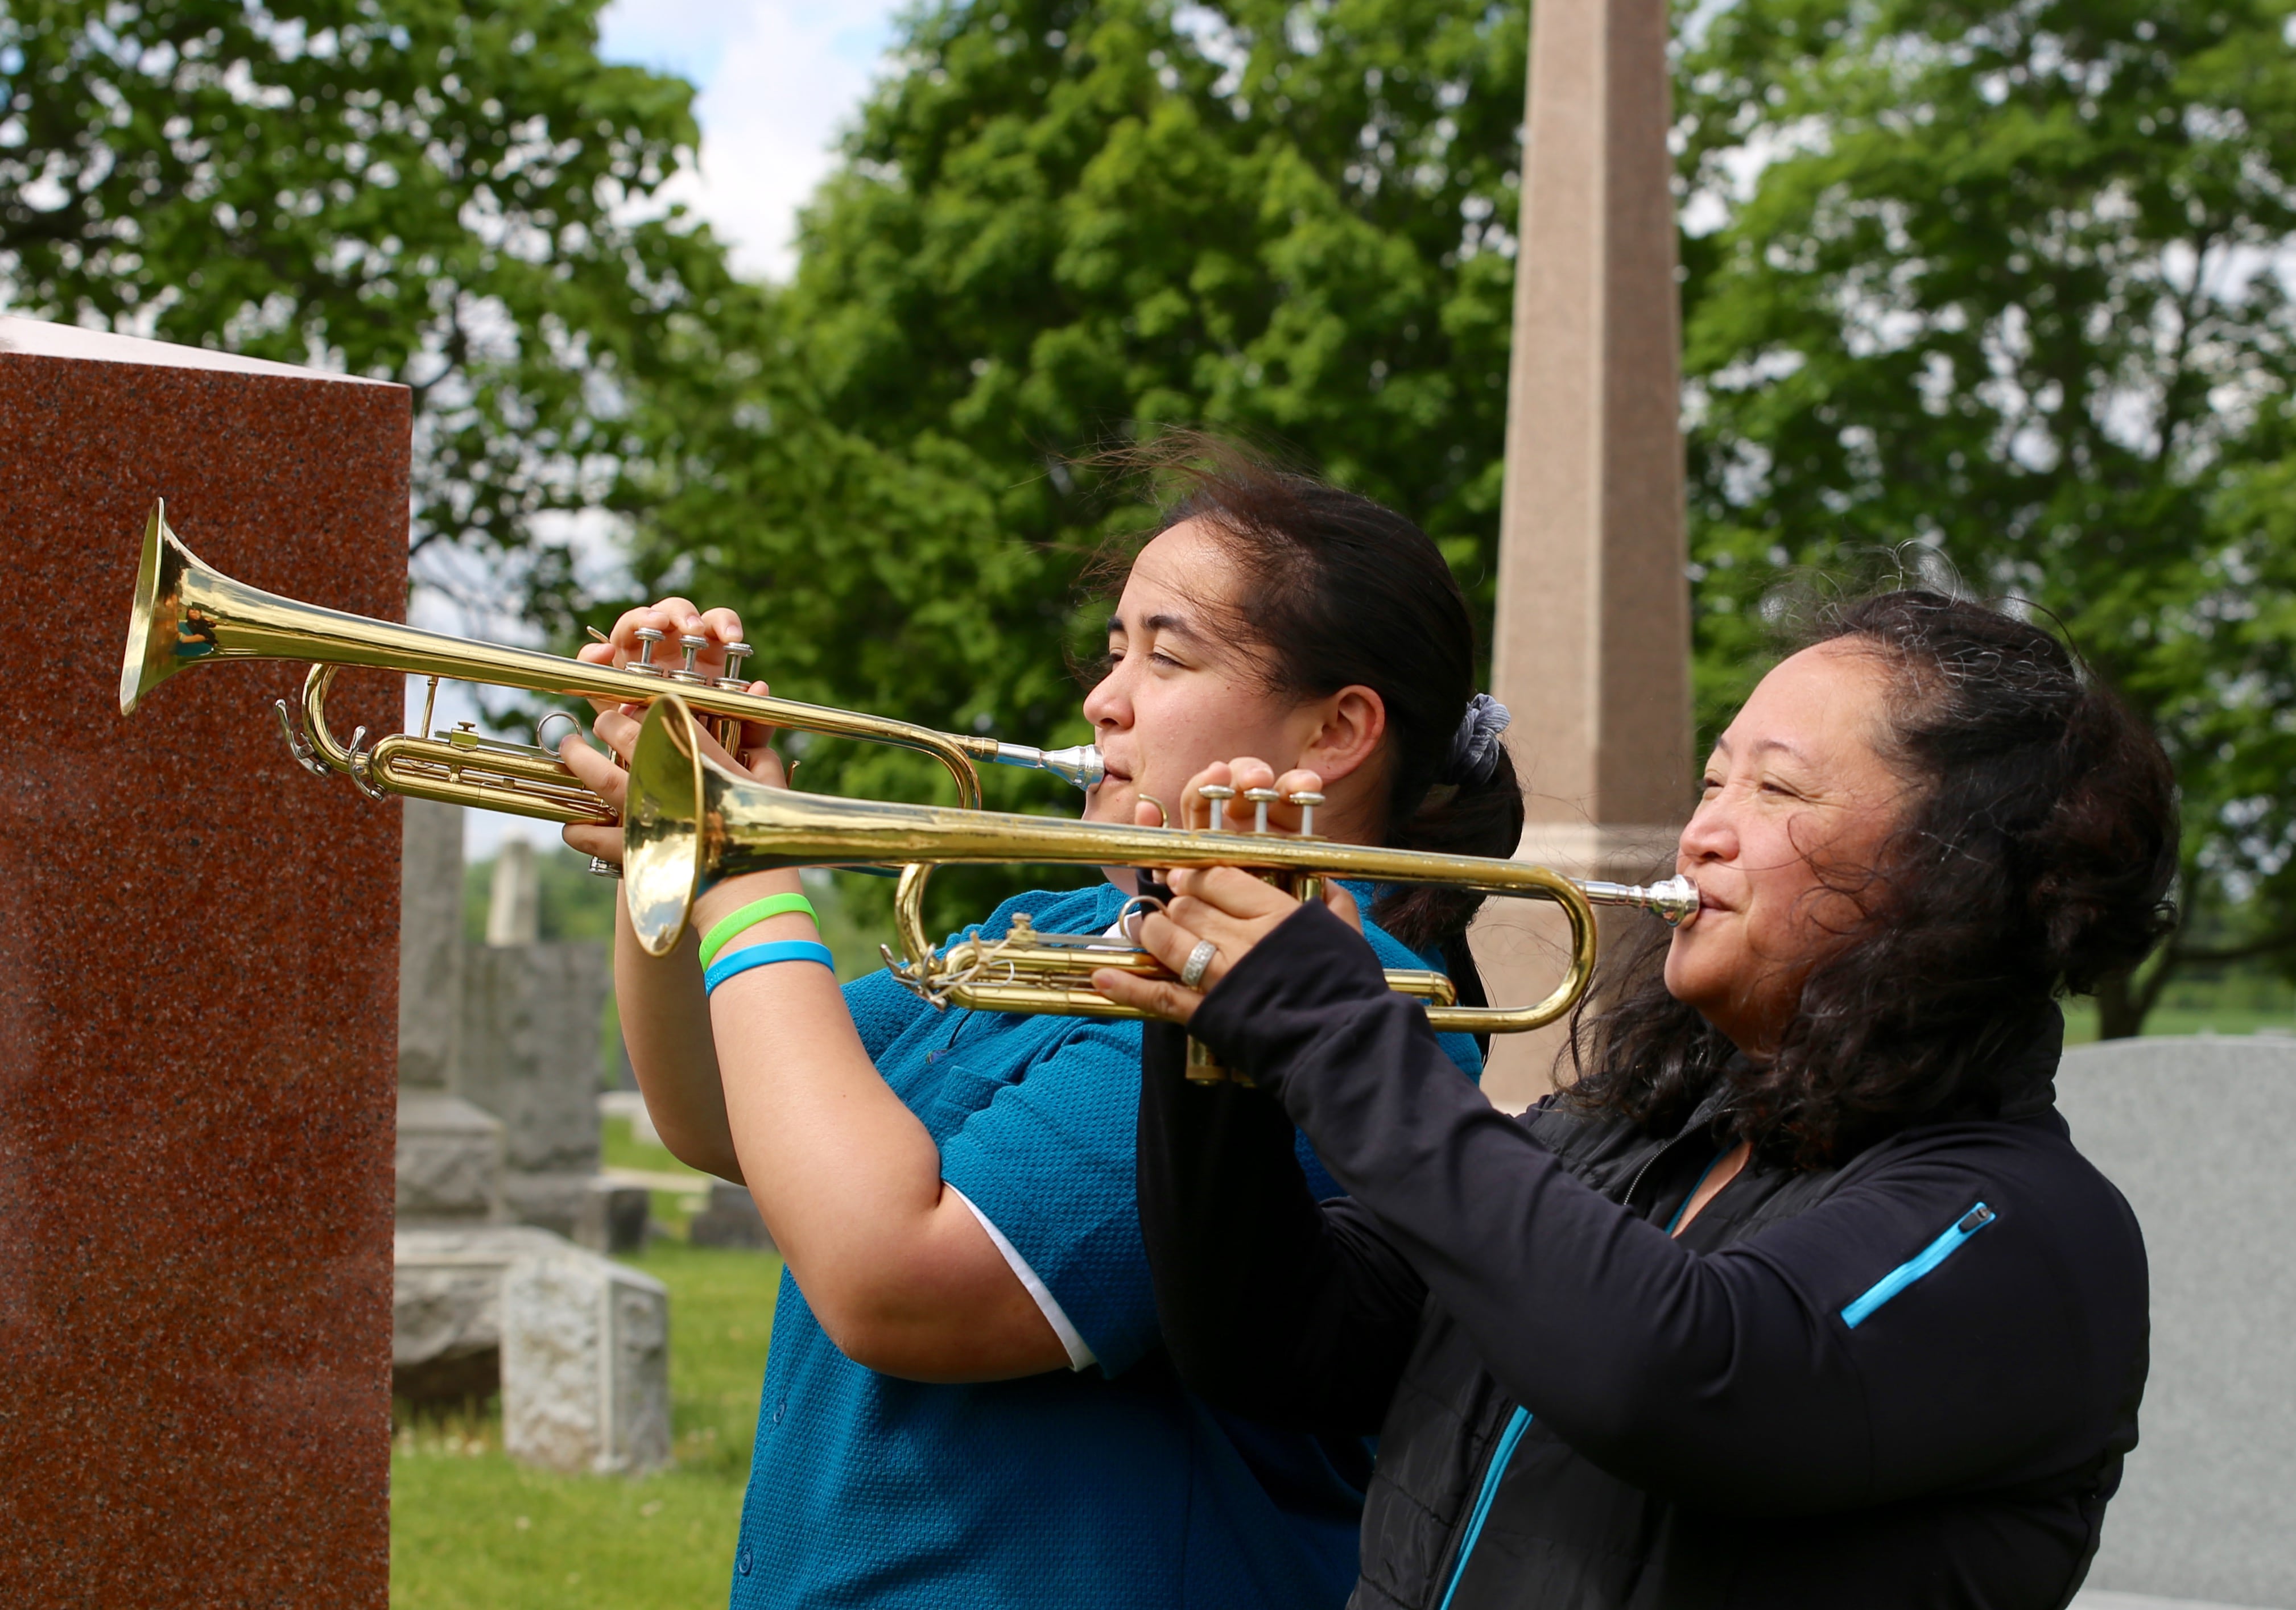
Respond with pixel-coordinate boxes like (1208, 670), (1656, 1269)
(1564, 589), (2179, 1169)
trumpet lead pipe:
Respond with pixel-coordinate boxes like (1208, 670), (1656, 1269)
(982, 741), (1105, 791)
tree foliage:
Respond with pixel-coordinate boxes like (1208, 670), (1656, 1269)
(1675, 0), (2296, 1031)
(0, 0), (742, 565)
(608, 0), (1526, 770)
(601, 0), (1533, 928)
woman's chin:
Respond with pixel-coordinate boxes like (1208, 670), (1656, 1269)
(1662, 946), (1729, 1022)
(1081, 783), (1135, 826)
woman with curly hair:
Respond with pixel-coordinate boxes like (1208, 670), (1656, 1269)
(1110, 591), (2175, 1610)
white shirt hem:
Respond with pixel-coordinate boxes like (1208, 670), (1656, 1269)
(948, 1184), (1097, 1372)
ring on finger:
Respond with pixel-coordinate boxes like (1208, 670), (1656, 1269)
(1179, 938), (1220, 990)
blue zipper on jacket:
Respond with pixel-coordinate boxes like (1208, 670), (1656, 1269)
(1433, 1150), (1733, 1609)
(1842, 1202), (1997, 1328)
(1434, 1406), (1531, 1610)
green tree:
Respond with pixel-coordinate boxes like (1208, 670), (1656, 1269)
(599, 0), (1534, 930)
(0, 0), (746, 561)
(1674, 0), (2296, 1033)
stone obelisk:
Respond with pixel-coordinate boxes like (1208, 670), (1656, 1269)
(1473, 0), (1694, 1108)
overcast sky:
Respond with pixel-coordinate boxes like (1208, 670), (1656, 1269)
(452, 1), (903, 861)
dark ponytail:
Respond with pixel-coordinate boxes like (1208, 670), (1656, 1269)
(1098, 435), (1522, 951)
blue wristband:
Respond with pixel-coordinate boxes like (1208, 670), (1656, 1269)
(703, 940), (836, 995)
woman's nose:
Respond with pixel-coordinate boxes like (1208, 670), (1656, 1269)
(1082, 665), (1127, 729)
(1677, 792), (1737, 864)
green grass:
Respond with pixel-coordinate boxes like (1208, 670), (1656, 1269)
(2061, 1000), (2296, 1044)
(390, 1242), (781, 1609)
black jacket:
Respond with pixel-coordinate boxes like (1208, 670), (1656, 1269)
(1137, 903), (2149, 1610)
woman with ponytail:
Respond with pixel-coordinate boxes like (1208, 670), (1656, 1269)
(559, 441), (1505, 1607)
(1112, 592), (2175, 1610)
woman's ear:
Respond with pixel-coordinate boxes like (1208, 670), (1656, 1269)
(1298, 685), (1387, 783)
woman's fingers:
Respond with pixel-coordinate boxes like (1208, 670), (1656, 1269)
(1090, 968), (1202, 1025)
(555, 726), (626, 864)
(1122, 868), (1318, 997)
(1322, 878), (1365, 934)
(1167, 866), (1298, 927)
(1176, 758), (1326, 835)
(728, 681), (786, 785)
(699, 605), (745, 645)
(561, 821), (620, 864)
(580, 707), (643, 767)
(1178, 762), (1233, 831)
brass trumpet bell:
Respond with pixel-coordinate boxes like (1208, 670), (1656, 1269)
(119, 498), (1102, 820)
(626, 696), (1698, 1038)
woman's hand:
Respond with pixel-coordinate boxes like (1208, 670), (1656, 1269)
(557, 597), (787, 866)
(1092, 757), (1361, 1025)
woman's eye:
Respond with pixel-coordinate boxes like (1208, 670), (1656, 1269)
(1149, 651), (1183, 670)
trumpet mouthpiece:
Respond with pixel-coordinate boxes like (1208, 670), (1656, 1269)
(1579, 873), (1701, 928)
(990, 741), (1105, 791)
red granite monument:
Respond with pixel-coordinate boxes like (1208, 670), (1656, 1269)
(0, 316), (405, 1606)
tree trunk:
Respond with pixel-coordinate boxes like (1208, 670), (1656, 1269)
(2093, 970), (2147, 1039)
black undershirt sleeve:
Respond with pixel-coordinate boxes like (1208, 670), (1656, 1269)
(1135, 1016), (1428, 1434)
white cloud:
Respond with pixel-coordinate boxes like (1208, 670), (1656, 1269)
(600, 0), (906, 281)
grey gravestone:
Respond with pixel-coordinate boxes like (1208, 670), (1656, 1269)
(395, 799), (514, 1230)
(576, 1179), (652, 1256)
(456, 941), (610, 1236)
(2056, 1037), (2296, 1609)
(689, 1179), (775, 1252)
(2075, 1593), (2280, 1610)
(502, 1249), (671, 1475)
(391, 1224), (569, 1406)
(398, 797), (464, 1088)
(394, 1088), (506, 1226)
(485, 837), (541, 947)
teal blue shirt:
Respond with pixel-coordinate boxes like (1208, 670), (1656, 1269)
(730, 881), (1483, 1608)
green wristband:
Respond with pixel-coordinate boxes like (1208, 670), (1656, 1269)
(698, 893), (819, 967)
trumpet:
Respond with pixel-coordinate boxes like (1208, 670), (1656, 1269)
(623, 696), (1698, 1057)
(118, 499), (1102, 820)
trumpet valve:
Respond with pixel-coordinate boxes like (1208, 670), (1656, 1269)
(716, 641), (754, 690)
(1286, 790), (1325, 838)
(1241, 787), (1280, 834)
(1197, 783), (1236, 831)
(670, 633), (711, 684)
(628, 626), (666, 676)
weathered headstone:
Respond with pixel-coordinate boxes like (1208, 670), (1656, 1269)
(457, 942), (612, 1235)
(485, 837), (542, 948)
(2056, 1037), (2296, 1609)
(689, 1179), (776, 1252)
(396, 1088), (509, 1225)
(576, 1179), (653, 1256)
(502, 1249), (672, 1475)
(1473, 0), (1694, 1109)
(394, 797), (513, 1227)
(393, 1224), (571, 1406)
(0, 315), (403, 1604)
(399, 797), (465, 1088)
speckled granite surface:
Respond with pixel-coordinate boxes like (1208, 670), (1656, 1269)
(0, 324), (406, 1607)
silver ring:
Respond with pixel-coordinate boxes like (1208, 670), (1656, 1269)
(587, 856), (622, 880)
(1179, 938), (1219, 989)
